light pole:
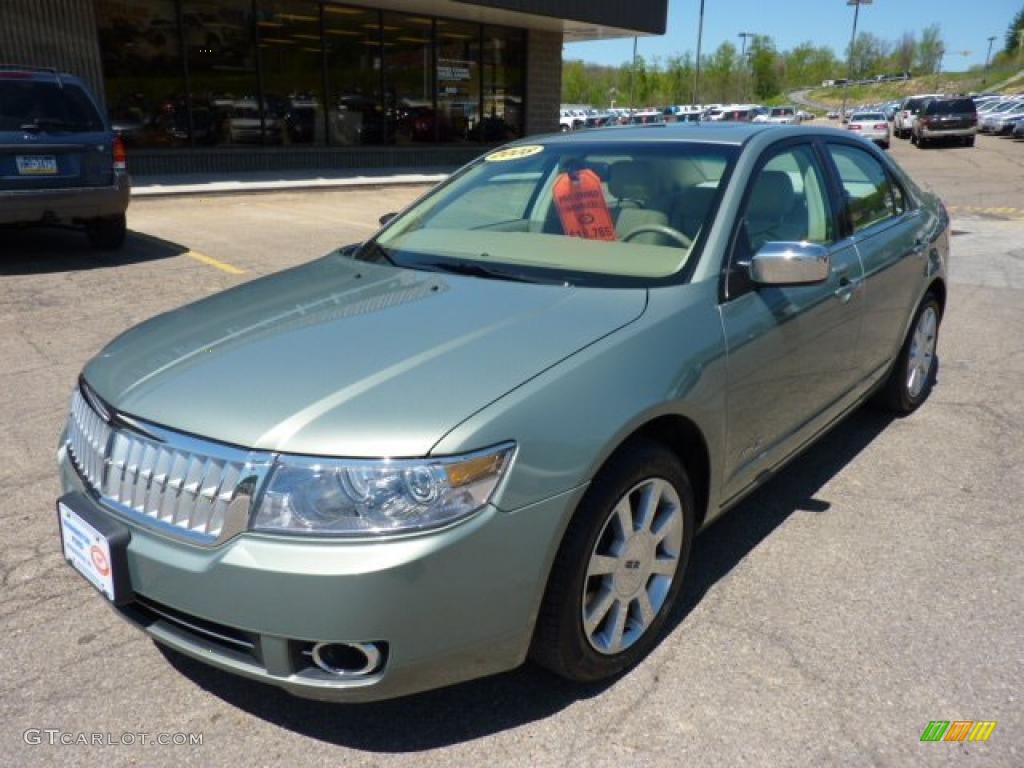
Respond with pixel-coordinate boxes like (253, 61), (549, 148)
(693, 0), (706, 106)
(738, 32), (754, 100)
(985, 35), (997, 71)
(934, 44), (945, 90)
(841, 0), (872, 121)
(629, 36), (638, 111)
(738, 32), (754, 59)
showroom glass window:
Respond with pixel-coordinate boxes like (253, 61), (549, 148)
(482, 26), (525, 141)
(181, 0), (258, 147)
(436, 20), (481, 143)
(95, 0), (189, 148)
(324, 4), (384, 145)
(257, 1), (325, 145)
(382, 12), (435, 144)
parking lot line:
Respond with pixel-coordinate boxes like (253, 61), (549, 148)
(185, 249), (247, 275)
(129, 231), (248, 275)
(947, 205), (1024, 220)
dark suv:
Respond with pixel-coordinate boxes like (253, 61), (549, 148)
(911, 97), (978, 149)
(1, 66), (129, 248)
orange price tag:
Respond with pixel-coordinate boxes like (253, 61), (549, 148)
(552, 169), (617, 242)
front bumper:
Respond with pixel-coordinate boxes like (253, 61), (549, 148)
(0, 174), (130, 226)
(59, 450), (583, 701)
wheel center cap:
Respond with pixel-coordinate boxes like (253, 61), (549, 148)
(614, 534), (652, 597)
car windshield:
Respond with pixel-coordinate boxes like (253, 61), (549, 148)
(0, 80), (104, 132)
(926, 99), (975, 115)
(852, 113), (886, 121)
(359, 141), (739, 287)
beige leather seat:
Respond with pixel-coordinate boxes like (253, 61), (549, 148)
(607, 161), (671, 246)
(745, 170), (805, 250)
(670, 185), (717, 241)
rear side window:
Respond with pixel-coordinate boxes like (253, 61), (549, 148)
(827, 144), (902, 233)
(926, 99), (976, 115)
(0, 81), (104, 132)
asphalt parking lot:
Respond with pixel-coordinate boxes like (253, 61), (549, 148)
(1, 132), (1022, 767)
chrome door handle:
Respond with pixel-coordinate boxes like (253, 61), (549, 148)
(834, 276), (854, 303)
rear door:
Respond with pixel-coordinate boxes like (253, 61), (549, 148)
(822, 141), (929, 375)
(0, 75), (112, 191)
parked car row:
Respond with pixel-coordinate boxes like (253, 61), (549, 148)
(975, 94), (1024, 136)
(559, 103), (812, 132)
(823, 90), (1024, 149)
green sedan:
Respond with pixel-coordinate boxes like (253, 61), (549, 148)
(57, 123), (949, 701)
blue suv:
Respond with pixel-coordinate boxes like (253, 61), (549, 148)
(1, 66), (130, 249)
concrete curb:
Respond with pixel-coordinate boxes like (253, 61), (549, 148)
(131, 172), (450, 198)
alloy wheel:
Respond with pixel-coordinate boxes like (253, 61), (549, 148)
(581, 478), (684, 655)
(907, 306), (938, 398)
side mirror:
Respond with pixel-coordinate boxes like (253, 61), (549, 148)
(379, 212), (397, 226)
(750, 241), (830, 286)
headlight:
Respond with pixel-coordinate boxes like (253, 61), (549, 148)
(250, 443), (514, 536)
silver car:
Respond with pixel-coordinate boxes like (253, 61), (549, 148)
(847, 112), (891, 149)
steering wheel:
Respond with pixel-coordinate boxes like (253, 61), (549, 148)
(621, 224), (693, 248)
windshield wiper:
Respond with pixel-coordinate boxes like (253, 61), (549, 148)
(354, 240), (396, 265)
(414, 259), (563, 285)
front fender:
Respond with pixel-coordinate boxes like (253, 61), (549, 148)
(430, 279), (728, 515)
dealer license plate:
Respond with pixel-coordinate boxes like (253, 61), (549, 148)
(58, 501), (117, 601)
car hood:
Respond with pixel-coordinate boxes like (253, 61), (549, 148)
(84, 254), (647, 457)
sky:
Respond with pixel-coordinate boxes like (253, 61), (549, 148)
(565, 0), (1021, 71)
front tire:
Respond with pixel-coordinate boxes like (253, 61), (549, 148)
(530, 439), (695, 682)
(876, 293), (941, 414)
(86, 213), (127, 250)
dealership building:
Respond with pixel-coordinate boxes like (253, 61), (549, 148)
(1, 0), (667, 174)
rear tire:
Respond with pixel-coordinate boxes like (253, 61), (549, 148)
(965, 136), (975, 147)
(530, 439), (695, 682)
(86, 214), (127, 250)
(875, 293), (942, 415)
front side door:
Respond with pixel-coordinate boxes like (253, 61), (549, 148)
(719, 141), (864, 503)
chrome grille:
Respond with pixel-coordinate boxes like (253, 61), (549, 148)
(64, 386), (272, 545)
(67, 388), (112, 490)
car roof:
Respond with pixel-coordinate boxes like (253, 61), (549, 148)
(0, 65), (82, 84)
(525, 122), (856, 146)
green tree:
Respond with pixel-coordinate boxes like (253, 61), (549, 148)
(1005, 6), (1024, 55)
(703, 41), (739, 103)
(916, 24), (944, 74)
(847, 32), (891, 79)
(664, 54), (695, 105)
(562, 60), (589, 104)
(749, 35), (780, 101)
(894, 32), (916, 73)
